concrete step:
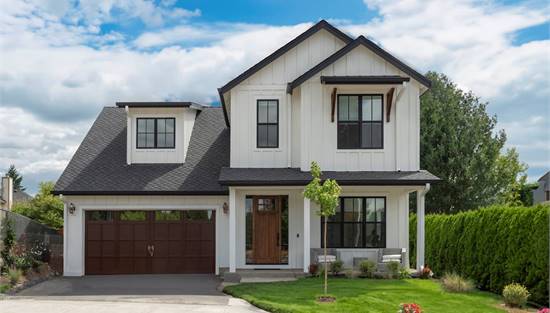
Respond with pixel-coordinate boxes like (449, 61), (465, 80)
(222, 269), (306, 283)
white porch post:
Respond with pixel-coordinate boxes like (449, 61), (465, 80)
(229, 187), (237, 273)
(416, 183), (430, 271)
(303, 196), (311, 273)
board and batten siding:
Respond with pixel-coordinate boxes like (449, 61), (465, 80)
(299, 45), (421, 171)
(230, 29), (347, 168)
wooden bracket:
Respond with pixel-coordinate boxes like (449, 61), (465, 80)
(331, 87), (337, 122)
(386, 87), (395, 122)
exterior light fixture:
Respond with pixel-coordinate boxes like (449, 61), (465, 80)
(68, 203), (76, 215)
(223, 202), (229, 214)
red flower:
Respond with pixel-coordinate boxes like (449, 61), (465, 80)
(400, 303), (422, 313)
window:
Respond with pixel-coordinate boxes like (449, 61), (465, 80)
(155, 210), (181, 221)
(87, 211), (114, 222)
(337, 95), (383, 149)
(257, 100), (279, 148)
(322, 197), (386, 248)
(136, 118), (175, 149)
(119, 211), (147, 221)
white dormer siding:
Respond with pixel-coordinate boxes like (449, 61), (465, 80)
(126, 107), (197, 164)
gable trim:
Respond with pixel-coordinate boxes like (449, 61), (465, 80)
(287, 36), (431, 94)
(218, 20), (353, 127)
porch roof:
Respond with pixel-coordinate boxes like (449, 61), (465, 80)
(218, 168), (440, 186)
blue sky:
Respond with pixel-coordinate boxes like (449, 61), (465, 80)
(0, 0), (548, 194)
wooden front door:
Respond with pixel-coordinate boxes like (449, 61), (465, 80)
(252, 196), (281, 264)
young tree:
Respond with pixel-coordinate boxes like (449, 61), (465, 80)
(5, 165), (25, 191)
(420, 72), (528, 213)
(12, 182), (63, 229)
(304, 161), (341, 295)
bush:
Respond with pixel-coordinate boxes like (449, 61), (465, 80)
(503, 283), (530, 308)
(14, 254), (34, 273)
(419, 266), (432, 279)
(0, 284), (9, 293)
(399, 266), (411, 279)
(399, 303), (422, 313)
(441, 273), (474, 293)
(1, 218), (15, 273)
(410, 205), (549, 305)
(330, 260), (343, 276)
(7, 269), (22, 286)
(386, 261), (400, 279)
(359, 260), (376, 278)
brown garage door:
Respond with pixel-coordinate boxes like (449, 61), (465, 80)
(85, 210), (215, 275)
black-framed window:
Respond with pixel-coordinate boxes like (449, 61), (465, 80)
(322, 197), (386, 248)
(257, 100), (279, 148)
(136, 118), (175, 149)
(337, 95), (383, 149)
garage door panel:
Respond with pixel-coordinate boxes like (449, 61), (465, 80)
(86, 210), (214, 275)
(102, 225), (116, 240)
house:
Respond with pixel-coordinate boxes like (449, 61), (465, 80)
(54, 20), (439, 277)
(533, 171), (550, 204)
(1, 176), (14, 210)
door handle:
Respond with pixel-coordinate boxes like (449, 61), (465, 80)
(147, 245), (154, 257)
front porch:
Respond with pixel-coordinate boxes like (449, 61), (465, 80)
(224, 184), (430, 275)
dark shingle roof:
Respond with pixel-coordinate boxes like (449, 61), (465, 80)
(219, 168), (440, 186)
(54, 107), (229, 195)
(14, 190), (32, 202)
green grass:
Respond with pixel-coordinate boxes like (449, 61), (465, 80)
(224, 277), (505, 313)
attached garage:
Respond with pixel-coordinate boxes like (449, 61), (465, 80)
(85, 210), (215, 275)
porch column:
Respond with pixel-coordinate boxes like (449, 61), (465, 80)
(229, 187), (236, 273)
(416, 183), (431, 271)
(303, 197), (311, 273)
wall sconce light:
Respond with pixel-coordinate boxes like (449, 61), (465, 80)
(68, 203), (76, 215)
(223, 202), (229, 214)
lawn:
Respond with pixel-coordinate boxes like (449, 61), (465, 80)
(224, 277), (507, 313)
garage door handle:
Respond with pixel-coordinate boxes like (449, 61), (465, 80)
(147, 245), (154, 257)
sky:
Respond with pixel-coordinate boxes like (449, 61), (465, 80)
(0, 0), (549, 195)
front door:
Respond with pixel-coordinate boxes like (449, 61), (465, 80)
(252, 196), (281, 264)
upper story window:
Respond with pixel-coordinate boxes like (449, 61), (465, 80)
(257, 100), (279, 148)
(136, 118), (175, 149)
(337, 95), (383, 149)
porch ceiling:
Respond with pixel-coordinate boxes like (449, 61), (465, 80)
(218, 168), (440, 186)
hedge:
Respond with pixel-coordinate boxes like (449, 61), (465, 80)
(410, 204), (549, 306)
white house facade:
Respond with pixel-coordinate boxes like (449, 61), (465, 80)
(54, 20), (439, 277)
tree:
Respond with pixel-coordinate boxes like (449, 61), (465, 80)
(304, 161), (341, 296)
(5, 165), (25, 191)
(420, 72), (528, 213)
(12, 182), (63, 229)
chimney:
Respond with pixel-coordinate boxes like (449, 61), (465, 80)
(1, 176), (13, 211)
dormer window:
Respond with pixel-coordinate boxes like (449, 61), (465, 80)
(136, 118), (175, 149)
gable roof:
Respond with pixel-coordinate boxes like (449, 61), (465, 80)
(54, 107), (230, 195)
(287, 35), (431, 93)
(218, 20), (353, 127)
(116, 102), (206, 110)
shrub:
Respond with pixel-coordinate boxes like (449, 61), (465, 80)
(399, 303), (422, 313)
(330, 260), (343, 276)
(386, 261), (400, 279)
(344, 269), (355, 279)
(29, 241), (50, 264)
(419, 266), (432, 279)
(359, 260), (376, 278)
(503, 283), (530, 308)
(7, 269), (22, 286)
(410, 205), (549, 306)
(0, 284), (9, 293)
(537, 308), (550, 313)
(1, 218), (15, 273)
(308, 263), (318, 276)
(399, 266), (411, 279)
(14, 254), (34, 273)
(441, 273), (474, 293)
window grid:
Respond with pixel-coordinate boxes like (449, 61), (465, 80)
(337, 94), (384, 149)
(321, 197), (386, 248)
(256, 99), (279, 148)
(136, 117), (175, 149)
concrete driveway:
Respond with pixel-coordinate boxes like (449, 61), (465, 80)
(0, 275), (265, 313)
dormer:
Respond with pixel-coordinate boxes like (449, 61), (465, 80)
(117, 102), (206, 164)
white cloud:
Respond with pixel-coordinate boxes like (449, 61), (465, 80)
(0, 0), (549, 191)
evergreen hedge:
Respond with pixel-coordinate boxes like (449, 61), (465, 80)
(410, 204), (549, 305)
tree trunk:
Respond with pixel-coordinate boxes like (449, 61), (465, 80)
(324, 217), (328, 294)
